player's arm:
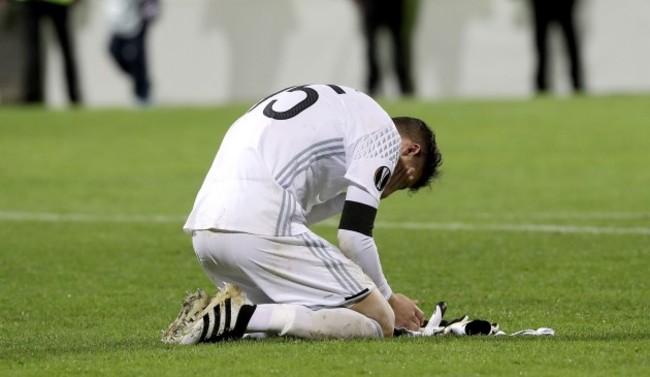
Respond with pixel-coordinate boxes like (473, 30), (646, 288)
(337, 185), (392, 298)
(338, 184), (424, 330)
(305, 193), (346, 226)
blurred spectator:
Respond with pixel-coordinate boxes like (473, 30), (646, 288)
(18, 0), (82, 106)
(0, 0), (25, 104)
(529, 0), (585, 95)
(353, 0), (418, 97)
(106, 0), (160, 106)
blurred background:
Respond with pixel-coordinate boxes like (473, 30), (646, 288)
(1, 0), (649, 108)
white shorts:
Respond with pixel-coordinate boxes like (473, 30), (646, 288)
(191, 230), (376, 309)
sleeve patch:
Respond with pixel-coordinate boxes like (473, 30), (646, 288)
(374, 166), (391, 191)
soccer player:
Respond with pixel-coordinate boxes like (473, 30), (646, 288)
(162, 84), (443, 344)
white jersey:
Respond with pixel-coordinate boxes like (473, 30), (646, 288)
(184, 84), (401, 236)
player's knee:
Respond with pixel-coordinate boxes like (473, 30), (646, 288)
(351, 290), (395, 337)
(376, 306), (395, 337)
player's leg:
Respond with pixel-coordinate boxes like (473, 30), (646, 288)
(350, 289), (395, 337)
(246, 301), (385, 339)
(202, 230), (390, 338)
(163, 229), (391, 343)
(162, 283), (385, 344)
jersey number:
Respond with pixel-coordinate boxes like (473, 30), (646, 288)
(250, 85), (347, 120)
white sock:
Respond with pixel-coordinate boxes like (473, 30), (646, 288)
(246, 304), (383, 339)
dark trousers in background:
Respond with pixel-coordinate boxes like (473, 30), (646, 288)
(530, 0), (584, 94)
(23, 0), (81, 105)
(359, 0), (415, 97)
(109, 25), (151, 103)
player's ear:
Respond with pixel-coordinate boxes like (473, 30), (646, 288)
(405, 143), (421, 156)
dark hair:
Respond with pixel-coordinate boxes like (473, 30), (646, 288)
(392, 116), (443, 192)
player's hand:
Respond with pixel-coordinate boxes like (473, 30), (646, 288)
(388, 293), (425, 331)
(381, 159), (415, 199)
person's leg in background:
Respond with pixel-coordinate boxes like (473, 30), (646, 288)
(388, 0), (415, 96)
(530, 0), (551, 94)
(109, 34), (130, 74)
(131, 24), (151, 104)
(557, 0), (584, 94)
(109, 26), (150, 105)
(360, 0), (381, 96)
(48, 1), (81, 105)
(22, 0), (44, 104)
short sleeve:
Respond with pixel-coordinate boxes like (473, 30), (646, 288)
(345, 126), (401, 204)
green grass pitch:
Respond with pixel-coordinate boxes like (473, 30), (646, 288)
(1, 95), (648, 376)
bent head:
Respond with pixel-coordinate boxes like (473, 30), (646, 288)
(382, 117), (443, 198)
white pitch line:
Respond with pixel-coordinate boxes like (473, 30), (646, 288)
(372, 221), (650, 236)
(1, 211), (649, 236)
(467, 212), (650, 220)
(0, 211), (185, 224)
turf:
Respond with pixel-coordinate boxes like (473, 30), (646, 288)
(1, 95), (648, 376)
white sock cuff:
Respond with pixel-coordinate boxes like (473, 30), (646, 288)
(275, 306), (297, 336)
(247, 304), (296, 334)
